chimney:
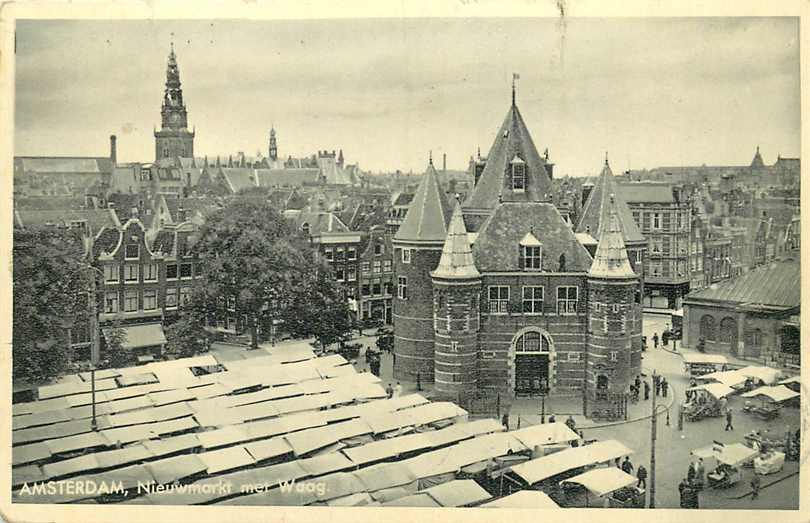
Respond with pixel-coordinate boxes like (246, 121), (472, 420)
(581, 183), (594, 207)
(110, 135), (117, 165)
(442, 153), (446, 173)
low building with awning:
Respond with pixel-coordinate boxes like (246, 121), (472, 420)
(104, 323), (167, 362)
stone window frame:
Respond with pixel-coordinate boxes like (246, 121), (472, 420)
(521, 285), (544, 314)
(105, 292), (119, 314)
(402, 248), (412, 264)
(397, 276), (408, 300)
(521, 245), (542, 271)
(556, 285), (578, 315)
(487, 285), (510, 315)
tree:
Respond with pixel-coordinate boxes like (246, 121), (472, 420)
(194, 199), (310, 349)
(164, 287), (211, 359)
(13, 227), (88, 383)
(101, 319), (128, 369)
(282, 262), (355, 351)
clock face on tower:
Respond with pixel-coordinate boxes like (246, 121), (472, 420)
(170, 113), (180, 125)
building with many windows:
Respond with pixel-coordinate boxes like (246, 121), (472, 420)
(619, 182), (691, 308)
(392, 91), (642, 418)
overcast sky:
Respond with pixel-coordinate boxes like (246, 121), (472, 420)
(14, 17), (800, 176)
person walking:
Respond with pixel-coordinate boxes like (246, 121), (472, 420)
(678, 479), (689, 508)
(393, 381), (403, 398)
(501, 413), (510, 430)
(652, 332), (659, 349)
(661, 377), (668, 397)
(751, 473), (761, 500)
(636, 464), (648, 489)
(643, 380), (650, 401)
(635, 375), (641, 392)
(548, 414), (556, 423)
(565, 415), (576, 432)
(694, 458), (705, 490)
(687, 461), (696, 485)
(385, 383), (394, 398)
(621, 456), (634, 475)
(725, 408), (734, 431)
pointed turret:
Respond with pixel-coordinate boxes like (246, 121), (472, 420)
(155, 43), (194, 161)
(269, 128), (278, 161)
(589, 194), (636, 279)
(432, 201), (480, 279)
(576, 157), (645, 244)
(463, 91), (552, 211)
(751, 145), (765, 169)
(394, 161), (453, 243)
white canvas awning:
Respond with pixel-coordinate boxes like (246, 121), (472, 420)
(737, 366), (782, 385)
(481, 490), (559, 508)
(683, 353), (728, 365)
(110, 323), (167, 350)
(562, 467), (637, 497)
(510, 422), (580, 448)
(686, 382), (736, 399)
(699, 370), (748, 388)
(511, 439), (634, 485)
(421, 479), (492, 507)
(741, 385), (799, 402)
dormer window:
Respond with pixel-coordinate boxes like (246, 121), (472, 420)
(510, 155), (526, 192)
(519, 231), (542, 270)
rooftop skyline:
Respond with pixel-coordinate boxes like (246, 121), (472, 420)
(15, 17), (800, 176)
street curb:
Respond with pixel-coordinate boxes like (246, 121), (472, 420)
(727, 470), (800, 500)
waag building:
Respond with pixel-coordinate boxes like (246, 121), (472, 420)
(392, 88), (643, 418)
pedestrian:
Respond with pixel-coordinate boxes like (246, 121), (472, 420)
(501, 413), (509, 430)
(621, 456), (634, 475)
(636, 464), (648, 489)
(643, 380), (650, 401)
(655, 376), (662, 397)
(630, 384), (637, 402)
(548, 414), (556, 424)
(695, 458), (705, 490)
(565, 415), (577, 432)
(653, 332), (659, 349)
(678, 479), (689, 508)
(634, 375), (641, 392)
(385, 383), (393, 398)
(687, 461), (696, 485)
(751, 473), (761, 500)
(661, 377), (668, 397)
(393, 381), (403, 398)
(725, 408), (734, 431)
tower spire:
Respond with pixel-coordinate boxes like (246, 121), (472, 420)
(589, 194), (636, 279)
(511, 73), (520, 106)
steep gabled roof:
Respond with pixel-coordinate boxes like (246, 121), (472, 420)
(431, 201), (480, 280)
(588, 195), (636, 279)
(576, 159), (645, 244)
(472, 202), (592, 272)
(393, 162), (452, 244)
(463, 102), (552, 210)
(685, 260), (799, 309)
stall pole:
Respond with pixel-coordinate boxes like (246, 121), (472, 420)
(649, 370), (657, 508)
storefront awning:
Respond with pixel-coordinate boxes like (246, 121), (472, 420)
(106, 324), (167, 350)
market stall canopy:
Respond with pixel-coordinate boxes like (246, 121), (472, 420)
(692, 442), (758, 466)
(741, 385), (799, 403)
(683, 354), (728, 365)
(420, 479), (492, 507)
(737, 366), (782, 385)
(510, 439), (634, 485)
(198, 446), (256, 474)
(562, 467), (637, 497)
(353, 461), (418, 492)
(699, 370), (748, 388)
(382, 493), (441, 507)
(686, 382), (735, 399)
(509, 422), (580, 448)
(481, 490), (559, 508)
(779, 376), (800, 386)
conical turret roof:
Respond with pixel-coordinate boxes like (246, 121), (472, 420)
(431, 201), (480, 280)
(463, 100), (552, 210)
(576, 158), (645, 244)
(394, 161), (453, 243)
(589, 194), (636, 279)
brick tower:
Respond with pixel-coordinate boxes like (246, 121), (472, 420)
(392, 158), (452, 382)
(155, 43), (195, 161)
(430, 200), (481, 401)
(585, 194), (643, 418)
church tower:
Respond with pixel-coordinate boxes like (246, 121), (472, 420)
(585, 194), (642, 419)
(269, 128), (278, 161)
(392, 157), (453, 383)
(155, 43), (195, 161)
(430, 200), (481, 402)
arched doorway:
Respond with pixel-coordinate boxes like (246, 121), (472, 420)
(719, 317), (738, 355)
(512, 329), (553, 395)
(700, 315), (716, 341)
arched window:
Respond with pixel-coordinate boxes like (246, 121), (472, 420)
(719, 317), (737, 344)
(699, 315), (716, 341)
(514, 331), (550, 353)
(596, 375), (609, 390)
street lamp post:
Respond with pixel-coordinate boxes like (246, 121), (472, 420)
(540, 377), (548, 424)
(650, 371), (658, 508)
(88, 262), (101, 431)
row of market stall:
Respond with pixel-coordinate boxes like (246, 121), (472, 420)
(681, 354), (799, 422)
(12, 344), (640, 508)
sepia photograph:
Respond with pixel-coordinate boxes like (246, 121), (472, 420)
(4, 3), (805, 518)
